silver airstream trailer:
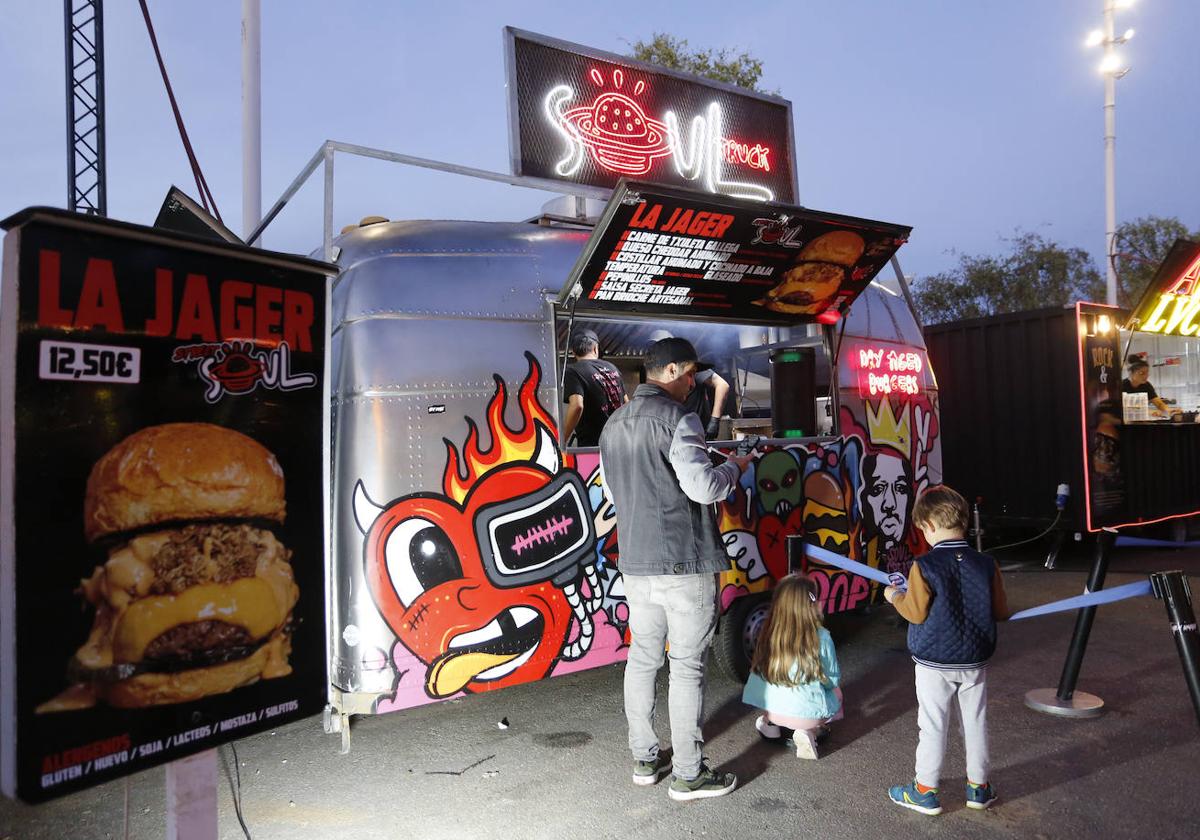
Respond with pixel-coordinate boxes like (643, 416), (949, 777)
(322, 214), (942, 747)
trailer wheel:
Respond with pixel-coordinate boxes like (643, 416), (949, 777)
(713, 593), (771, 682)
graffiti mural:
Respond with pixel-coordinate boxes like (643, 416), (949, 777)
(715, 389), (940, 614)
(354, 354), (625, 706)
(351, 353), (941, 711)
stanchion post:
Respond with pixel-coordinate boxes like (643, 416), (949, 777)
(1056, 529), (1116, 701)
(1150, 570), (1200, 728)
(1025, 529), (1116, 718)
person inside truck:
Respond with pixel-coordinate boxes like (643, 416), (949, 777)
(1122, 357), (1178, 417)
(562, 328), (628, 446)
(644, 329), (730, 439)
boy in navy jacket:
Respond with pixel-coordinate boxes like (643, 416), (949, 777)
(883, 485), (1009, 815)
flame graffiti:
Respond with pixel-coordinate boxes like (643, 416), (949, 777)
(443, 352), (560, 504)
(718, 485), (758, 533)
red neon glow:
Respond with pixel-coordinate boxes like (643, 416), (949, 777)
(855, 345), (923, 397)
(557, 67), (672, 175)
(1165, 253), (1200, 296)
(816, 309), (841, 325)
(1072, 301), (1200, 531)
(722, 139), (771, 172)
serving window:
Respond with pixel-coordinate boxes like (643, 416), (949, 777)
(553, 315), (835, 450)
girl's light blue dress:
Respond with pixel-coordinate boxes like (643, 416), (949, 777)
(742, 626), (841, 719)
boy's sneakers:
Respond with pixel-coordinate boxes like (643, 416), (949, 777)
(966, 781), (998, 810)
(888, 781), (943, 815)
(632, 754), (667, 786)
(667, 762), (738, 802)
(792, 728), (819, 760)
(754, 715), (787, 743)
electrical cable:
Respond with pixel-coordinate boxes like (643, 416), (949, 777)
(985, 509), (1063, 553)
(222, 743), (253, 840)
(137, 0), (223, 222)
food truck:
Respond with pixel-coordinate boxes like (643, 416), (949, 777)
(321, 179), (940, 751)
(323, 202), (940, 748)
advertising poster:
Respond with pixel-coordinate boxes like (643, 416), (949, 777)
(561, 181), (911, 326)
(0, 208), (332, 802)
(1077, 303), (1125, 530)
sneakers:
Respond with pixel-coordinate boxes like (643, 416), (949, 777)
(888, 781), (943, 815)
(754, 715), (787, 743)
(632, 754), (667, 786)
(667, 762), (738, 802)
(792, 728), (819, 760)
(966, 781), (998, 810)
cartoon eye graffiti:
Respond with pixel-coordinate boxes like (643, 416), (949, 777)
(384, 517), (463, 608)
(782, 469), (798, 488)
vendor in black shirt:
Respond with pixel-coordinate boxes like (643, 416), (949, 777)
(562, 329), (628, 446)
(1122, 357), (1178, 417)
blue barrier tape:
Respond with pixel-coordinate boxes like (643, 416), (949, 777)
(804, 541), (1152, 621)
(805, 543), (899, 588)
(1007, 579), (1153, 621)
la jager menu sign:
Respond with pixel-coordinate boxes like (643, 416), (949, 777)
(0, 208), (332, 802)
(506, 27), (797, 203)
(561, 181), (911, 326)
(1126, 239), (1200, 337)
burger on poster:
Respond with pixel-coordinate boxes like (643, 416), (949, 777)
(755, 230), (866, 315)
(38, 423), (299, 711)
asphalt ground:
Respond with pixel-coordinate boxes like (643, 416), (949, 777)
(3, 540), (1199, 840)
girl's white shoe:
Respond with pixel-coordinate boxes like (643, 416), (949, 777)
(755, 714), (784, 740)
(793, 728), (819, 760)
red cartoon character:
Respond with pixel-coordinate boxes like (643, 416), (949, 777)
(354, 354), (602, 699)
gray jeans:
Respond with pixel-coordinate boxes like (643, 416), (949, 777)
(623, 572), (719, 781)
(914, 664), (990, 788)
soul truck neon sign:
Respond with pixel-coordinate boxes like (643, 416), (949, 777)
(545, 68), (776, 202)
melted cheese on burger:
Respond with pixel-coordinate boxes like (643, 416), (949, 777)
(74, 529), (298, 670)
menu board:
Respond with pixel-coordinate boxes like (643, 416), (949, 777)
(0, 208), (333, 802)
(561, 181), (911, 325)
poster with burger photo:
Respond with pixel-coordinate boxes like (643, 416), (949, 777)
(0, 208), (333, 802)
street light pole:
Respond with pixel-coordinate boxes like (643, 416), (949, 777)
(1103, 1), (1118, 305)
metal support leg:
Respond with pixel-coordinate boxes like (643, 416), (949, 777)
(1150, 571), (1200, 728)
(1025, 529), (1116, 718)
(1044, 529), (1068, 570)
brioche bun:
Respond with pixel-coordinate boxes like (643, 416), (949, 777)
(797, 230), (865, 266)
(84, 423), (285, 542)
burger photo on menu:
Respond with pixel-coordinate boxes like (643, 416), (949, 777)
(754, 230), (866, 315)
(37, 423), (299, 712)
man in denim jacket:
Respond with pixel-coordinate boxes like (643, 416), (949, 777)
(599, 337), (753, 801)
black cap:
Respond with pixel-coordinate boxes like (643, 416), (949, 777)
(645, 337), (699, 371)
(571, 328), (599, 355)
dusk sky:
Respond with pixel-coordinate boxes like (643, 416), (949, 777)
(2, 1), (1197, 281)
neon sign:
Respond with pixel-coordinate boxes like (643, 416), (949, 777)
(546, 70), (776, 201)
(509, 29), (796, 202)
(1138, 254), (1200, 336)
(856, 346), (923, 397)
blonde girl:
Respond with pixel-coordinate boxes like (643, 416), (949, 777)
(742, 574), (844, 759)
